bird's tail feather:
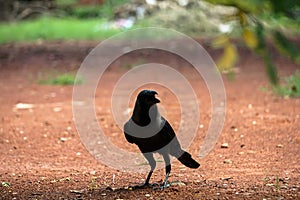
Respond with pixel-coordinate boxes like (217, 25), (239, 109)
(177, 152), (200, 169)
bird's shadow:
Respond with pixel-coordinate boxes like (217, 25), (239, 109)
(105, 182), (165, 192)
(87, 182), (181, 197)
(99, 181), (178, 195)
(129, 183), (166, 191)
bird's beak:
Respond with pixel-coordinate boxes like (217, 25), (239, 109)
(154, 94), (160, 103)
(155, 97), (160, 103)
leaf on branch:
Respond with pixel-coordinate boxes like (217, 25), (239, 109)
(217, 42), (238, 71)
(252, 21), (279, 85)
(238, 10), (248, 27)
(205, 0), (267, 14)
(264, 54), (279, 85)
(254, 22), (266, 53)
(272, 30), (300, 65)
(211, 34), (229, 49)
(243, 28), (258, 49)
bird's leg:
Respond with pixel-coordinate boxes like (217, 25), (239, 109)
(131, 172), (154, 190)
(143, 170), (153, 186)
(161, 154), (171, 190)
(161, 165), (171, 189)
(134, 153), (158, 189)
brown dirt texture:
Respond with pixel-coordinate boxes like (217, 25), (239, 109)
(0, 40), (299, 199)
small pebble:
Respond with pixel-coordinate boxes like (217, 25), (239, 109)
(221, 177), (232, 181)
(223, 159), (232, 164)
(70, 189), (84, 194)
(145, 194), (150, 197)
(170, 181), (186, 186)
(276, 144), (283, 148)
(221, 143), (229, 148)
(247, 150), (255, 154)
(53, 107), (62, 112)
(14, 103), (34, 110)
(90, 170), (96, 175)
(280, 185), (288, 189)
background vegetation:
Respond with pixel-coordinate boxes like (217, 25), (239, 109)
(0, 0), (299, 95)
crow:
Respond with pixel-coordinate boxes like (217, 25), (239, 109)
(124, 90), (200, 189)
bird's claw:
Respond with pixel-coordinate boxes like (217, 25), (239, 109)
(160, 182), (170, 190)
(153, 182), (170, 190)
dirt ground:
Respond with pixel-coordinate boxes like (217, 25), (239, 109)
(0, 40), (299, 199)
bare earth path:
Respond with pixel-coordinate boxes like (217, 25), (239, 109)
(0, 41), (299, 199)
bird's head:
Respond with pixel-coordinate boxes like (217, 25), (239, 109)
(137, 90), (160, 107)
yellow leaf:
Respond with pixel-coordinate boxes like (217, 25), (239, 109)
(238, 11), (248, 27)
(243, 28), (258, 49)
(212, 34), (229, 49)
(217, 43), (238, 71)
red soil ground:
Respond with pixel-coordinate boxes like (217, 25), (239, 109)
(0, 41), (299, 199)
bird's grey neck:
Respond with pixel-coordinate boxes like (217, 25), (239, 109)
(132, 104), (160, 126)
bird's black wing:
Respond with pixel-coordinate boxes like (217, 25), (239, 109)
(160, 118), (200, 168)
(124, 121), (136, 144)
(158, 117), (184, 157)
(159, 117), (176, 143)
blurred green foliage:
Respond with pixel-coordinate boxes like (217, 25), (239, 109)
(39, 72), (83, 85)
(64, 6), (109, 18)
(55, 0), (77, 6)
(0, 0), (131, 43)
(0, 17), (121, 43)
(56, 0), (129, 19)
(273, 71), (300, 97)
(206, 0), (300, 87)
(0, 0), (299, 95)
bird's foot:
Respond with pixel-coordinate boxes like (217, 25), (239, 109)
(153, 181), (170, 190)
(160, 181), (170, 190)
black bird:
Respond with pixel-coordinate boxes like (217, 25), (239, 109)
(124, 90), (200, 189)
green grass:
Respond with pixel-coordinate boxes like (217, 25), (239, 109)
(38, 73), (83, 86)
(1, 182), (10, 187)
(56, 0), (129, 19)
(64, 0), (129, 19)
(0, 15), (184, 44)
(90, 177), (98, 191)
(0, 0), (131, 44)
(273, 71), (300, 97)
(0, 17), (123, 44)
(56, 0), (77, 6)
